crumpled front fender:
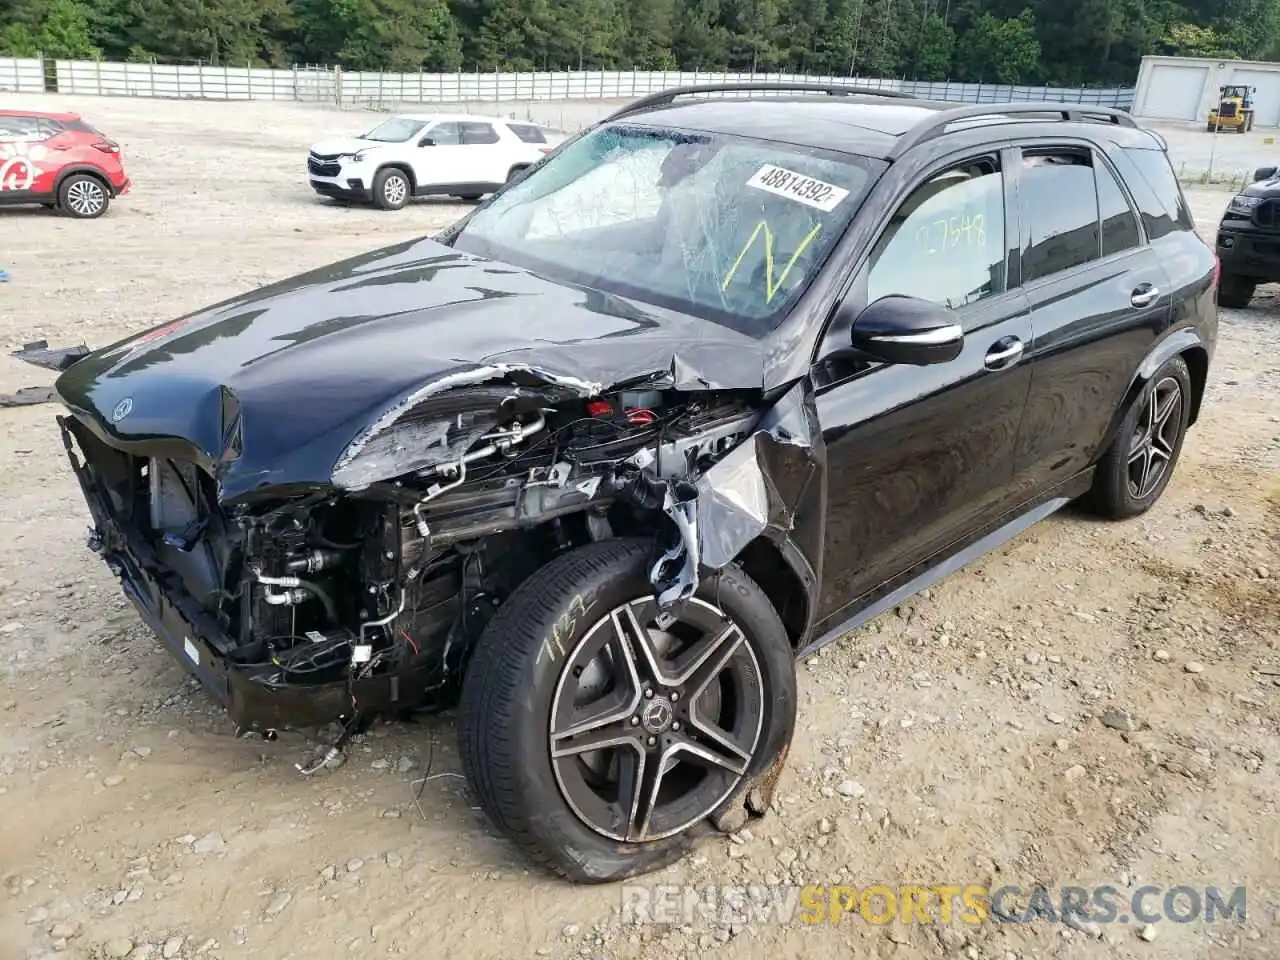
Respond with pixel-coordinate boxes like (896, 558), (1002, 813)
(643, 380), (825, 633)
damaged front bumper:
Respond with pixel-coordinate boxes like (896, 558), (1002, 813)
(58, 416), (421, 733)
(56, 375), (827, 734)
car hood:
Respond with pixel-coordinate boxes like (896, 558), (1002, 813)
(54, 237), (767, 502)
(1242, 178), (1280, 198)
(309, 136), (388, 156)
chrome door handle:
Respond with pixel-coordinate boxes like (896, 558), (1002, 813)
(1131, 284), (1160, 307)
(984, 338), (1024, 371)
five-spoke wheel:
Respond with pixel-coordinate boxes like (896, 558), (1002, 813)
(1126, 375), (1182, 500)
(1086, 354), (1192, 519)
(459, 538), (796, 883)
(549, 596), (764, 843)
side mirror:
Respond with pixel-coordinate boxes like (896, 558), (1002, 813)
(1252, 166), (1276, 182)
(848, 295), (964, 365)
(418, 137), (435, 147)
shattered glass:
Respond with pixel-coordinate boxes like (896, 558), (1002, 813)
(451, 124), (878, 336)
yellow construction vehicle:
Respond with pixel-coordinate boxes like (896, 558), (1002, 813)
(1207, 85), (1256, 133)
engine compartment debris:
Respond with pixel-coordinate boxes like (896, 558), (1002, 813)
(13, 339), (91, 371)
(0, 386), (56, 407)
(60, 365), (825, 757)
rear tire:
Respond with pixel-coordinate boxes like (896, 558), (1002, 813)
(1218, 272), (1256, 308)
(372, 167), (410, 210)
(58, 174), (109, 219)
(458, 537), (797, 883)
(1083, 355), (1192, 520)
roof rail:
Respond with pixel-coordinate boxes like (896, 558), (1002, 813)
(602, 82), (918, 123)
(887, 101), (1139, 159)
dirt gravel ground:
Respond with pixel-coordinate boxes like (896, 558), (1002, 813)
(1, 95), (1278, 960)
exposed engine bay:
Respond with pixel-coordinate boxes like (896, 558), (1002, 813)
(63, 381), (785, 747)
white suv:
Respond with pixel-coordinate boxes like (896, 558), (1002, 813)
(307, 114), (559, 210)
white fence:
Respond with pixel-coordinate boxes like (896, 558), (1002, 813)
(0, 57), (44, 93)
(339, 70), (1134, 109)
(52, 60), (339, 101)
(0, 56), (1134, 110)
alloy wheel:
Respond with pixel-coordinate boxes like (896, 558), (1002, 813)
(548, 596), (764, 843)
(1127, 376), (1182, 500)
(384, 175), (408, 206)
(66, 179), (105, 217)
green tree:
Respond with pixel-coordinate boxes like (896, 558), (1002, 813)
(954, 8), (1041, 83)
(1158, 22), (1238, 59)
(0, 0), (1271, 88)
(725, 0), (783, 71)
(0, 22), (41, 56)
(127, 0), (295, 65)
(621, 0), (676, 68)
(332, 0), (463, 70)
(39, 0), (99, 57)
(912, 13), (956, 80)
(672, 0), (732, 69)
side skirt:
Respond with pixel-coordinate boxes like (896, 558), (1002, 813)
(415, 181), (503, 197)
(801, 472), (1093, 656)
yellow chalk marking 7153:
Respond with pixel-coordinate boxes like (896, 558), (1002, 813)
(721, 221), (823, 304)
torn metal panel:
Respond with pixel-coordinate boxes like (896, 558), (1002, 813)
(331, 363), (602, 489)
(650, 481), (700, 608)
(644, 380), (825, 607)
(13, 340), (90, 371)
(0, 386), (56, 407)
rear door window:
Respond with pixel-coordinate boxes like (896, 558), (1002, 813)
(460, 122), (500, 145)
(1113, 146), (1196, 239)
(1018, 150), (1100, 283)
(1094, 154), (1142, 256)
(507, 123), (547, 144)
(424, 122), (461, 146)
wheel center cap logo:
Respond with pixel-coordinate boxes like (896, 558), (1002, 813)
(110, 397), (133, 423)
(641, 697), (674, 734)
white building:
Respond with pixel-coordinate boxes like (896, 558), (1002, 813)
(1131, 55), (1280, 127)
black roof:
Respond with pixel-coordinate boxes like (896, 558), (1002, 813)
(624, 97), (953, 158)
(610, 86), (1154, 160)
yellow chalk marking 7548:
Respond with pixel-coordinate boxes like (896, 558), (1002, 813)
(722, 221), (823, 304)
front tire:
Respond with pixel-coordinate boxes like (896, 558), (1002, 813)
(458, 537), (796, 883)
(1084, 356), (1192, 520)
(1218, 272), (1256, 308)
(372, 167), (410, 210)
(58, 174), (109, 219)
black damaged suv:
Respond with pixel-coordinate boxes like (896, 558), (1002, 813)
(1215, 164), (1280, 307)
(53, 84), (1217, 883)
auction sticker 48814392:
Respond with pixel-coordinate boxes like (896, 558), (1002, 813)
(746, 164), (851, 212)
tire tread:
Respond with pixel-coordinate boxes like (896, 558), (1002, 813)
(458, 538), (649, 880)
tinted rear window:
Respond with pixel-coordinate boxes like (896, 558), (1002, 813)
(65, 119), (101, 134)
(1114, 147), (1195, 239)
(507, 123), (548, 144)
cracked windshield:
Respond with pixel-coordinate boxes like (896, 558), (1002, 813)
(452, 124), (876, 333)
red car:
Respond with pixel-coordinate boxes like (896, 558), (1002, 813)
(0, 109), (130, 218)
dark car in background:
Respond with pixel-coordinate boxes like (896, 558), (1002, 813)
(1215, 164), (1280, 307)
(52, 84), (1216, 883)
